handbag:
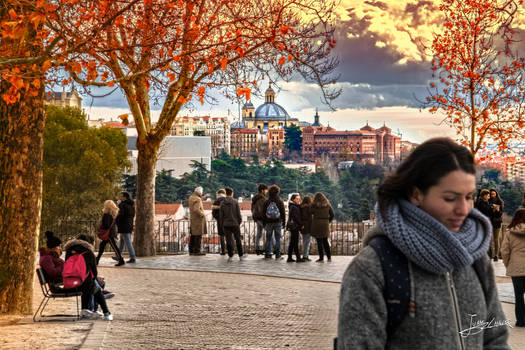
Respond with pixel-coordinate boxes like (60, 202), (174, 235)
(97, 219), (115, 240)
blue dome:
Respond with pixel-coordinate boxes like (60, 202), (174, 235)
(254, 102), (290, 121)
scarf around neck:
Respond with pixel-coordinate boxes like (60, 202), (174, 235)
(375, 199), (492, 275)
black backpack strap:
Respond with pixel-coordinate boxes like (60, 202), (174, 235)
(472, 257), (489, 307)
(368, 235), (412, 338)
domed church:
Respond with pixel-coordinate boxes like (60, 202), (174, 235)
(240, 86), (301, 133)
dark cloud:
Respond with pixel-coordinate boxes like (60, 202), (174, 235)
(333, 6), (432, 86)
(363, 1), (389, 11)
(404, 1), (439, 27)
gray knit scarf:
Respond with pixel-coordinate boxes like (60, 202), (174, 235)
(375, 199), (492, 275)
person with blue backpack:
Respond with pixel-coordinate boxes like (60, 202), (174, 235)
(262, 184), (286, 259)
(337, 138), (510, 349)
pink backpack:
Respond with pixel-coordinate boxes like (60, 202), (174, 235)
(62, 252), (88, 289)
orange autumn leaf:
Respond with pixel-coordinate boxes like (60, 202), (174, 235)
(220, 58), (227, 70)
(279, 57), (286, 66)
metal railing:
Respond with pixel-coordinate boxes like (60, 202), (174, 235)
(45, 219), (510, 257)
(155, 220), (371, 256)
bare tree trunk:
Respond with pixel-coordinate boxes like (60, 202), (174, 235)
(0, 82), (45, 314)
(134, 141), (159, 256)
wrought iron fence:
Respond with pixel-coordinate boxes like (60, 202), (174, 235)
(44, 219), (510, 257)
(155, 220), (372, 256)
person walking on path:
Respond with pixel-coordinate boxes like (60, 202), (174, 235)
(252, 183), (269, 255)
(219, 187), (246, 261)
(501, 208), (525, 328)
(337, 138), (509, 349)
(96, 200), (124, 266)
(189, 186), (207, 255)
(116, 192), (137, 263)
(212, 189), (227, 255)
(489, 189), (504, 261)
(311, 192), (334, 262)
(64, 237), (113, 320)
(300, 196), (313, 262)
(287, 193), (303, 262)
(262, 185), (286, 259)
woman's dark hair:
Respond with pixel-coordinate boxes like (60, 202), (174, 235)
(121, 191), (131, 200)
(312, 192), (330, 208)
(489, 188), (504, 206)
(377, 138), (475, 216)
(479, 189), (490, 198)
(257, 183), (268, 193)
(508, 208), (525, 229)
(301, 195), (312, 206)
(268, 184), (280, 198)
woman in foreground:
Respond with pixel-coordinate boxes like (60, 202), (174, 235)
(337, 138), (509, 349)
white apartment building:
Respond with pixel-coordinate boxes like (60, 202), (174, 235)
(171, 116), (230, 156)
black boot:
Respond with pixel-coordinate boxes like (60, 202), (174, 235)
(115, 259), (125, 266)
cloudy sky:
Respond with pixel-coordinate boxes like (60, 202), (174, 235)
(82, 0), (525, 143)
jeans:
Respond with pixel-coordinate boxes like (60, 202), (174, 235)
(287, 229), (300, 259)
(265, 223), (282, 258)
(224, 226), (243, 257)
(81, 275), (109, 314)
(255, 220), (265, 251)
(512, 276), (525, 326)
(89, 278), (103, 311)
(302, 233), (311, 258)
(119, 233), (136, 260)
(316, 237), (331, 260)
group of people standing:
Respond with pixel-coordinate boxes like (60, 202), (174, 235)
(475, 188), (504, 261)
(187, 182), (336, 262)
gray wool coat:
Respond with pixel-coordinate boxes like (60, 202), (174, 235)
(337, 226), (510, 350)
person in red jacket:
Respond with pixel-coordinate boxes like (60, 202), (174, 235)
(39, 231), (64, 289)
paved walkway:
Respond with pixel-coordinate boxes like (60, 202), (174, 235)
(0, 254), (523, 349)
(97, 253), (351, 283)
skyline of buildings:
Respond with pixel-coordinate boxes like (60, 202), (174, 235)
(46, 88), (525, 183)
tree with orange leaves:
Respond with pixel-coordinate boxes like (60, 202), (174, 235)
(425, 0), (525, 157)
(58, 0), (340, 257)
(0, 0), (135, 314)
(0, 0), (338, 314)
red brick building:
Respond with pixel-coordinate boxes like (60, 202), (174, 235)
(302, 124), (401, 164)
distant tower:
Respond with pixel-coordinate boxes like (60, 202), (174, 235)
(242, 101), (255, 119)
(265, 85), (275, 103)
(312, 108), (321, 127)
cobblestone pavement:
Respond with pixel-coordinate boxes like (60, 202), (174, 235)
(98, 254), (516, 304)
(1, 255), (524, 350)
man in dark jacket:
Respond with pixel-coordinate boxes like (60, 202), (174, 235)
(262, 184), (286, 259)
(116, 192), (136, 263)
(219, 187), (246, 261)
(287, 194), (303, 262)
(252, 184), (268, 255)
(212, 189), (227, 255)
